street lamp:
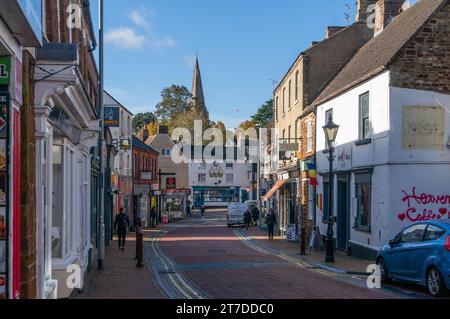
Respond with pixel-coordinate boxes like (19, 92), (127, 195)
(323, 114), (339, 263)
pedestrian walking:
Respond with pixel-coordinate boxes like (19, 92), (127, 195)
(150, 206), (157, 228)
(201, 205), (206, 217)
(186, 200), (192, 218)
(244, 208), (252, 230)
(265, 208), (277, 240)
(114, 207), (130, 251)
(252, 205), (260, 227)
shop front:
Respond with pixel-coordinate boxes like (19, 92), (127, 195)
(34, 43), (99, 299)
(192, 186), (241, 208)
(134, 185), (151, 227)
(162, 189), (191, 222)
(0, 0), (43, 298)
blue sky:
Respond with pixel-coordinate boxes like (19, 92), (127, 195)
(91, 0), (414, 129)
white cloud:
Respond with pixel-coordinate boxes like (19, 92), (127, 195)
(105, 27), (146, 50)
(128, 10), (152, 29)
(128, 7), (176, 50)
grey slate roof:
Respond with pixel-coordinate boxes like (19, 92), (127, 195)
(313, 0), (447, 106)
(132, 135), (159, 154)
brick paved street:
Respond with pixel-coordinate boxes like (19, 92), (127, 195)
(148, 210), (426, 299)
(75, 232), (166, 299)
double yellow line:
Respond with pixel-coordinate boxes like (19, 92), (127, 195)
(151, 235), (205, 299)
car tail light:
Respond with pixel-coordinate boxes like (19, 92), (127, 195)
(445, 236), (450, 252)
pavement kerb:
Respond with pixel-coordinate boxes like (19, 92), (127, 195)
(238, 228), (372, 277)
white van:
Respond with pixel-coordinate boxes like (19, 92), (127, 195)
(227, 202), (248, 227)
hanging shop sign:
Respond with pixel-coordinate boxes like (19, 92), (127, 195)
(0, 92), (10, 299)
(166, 177), (176, 190)
(104, 107), (120, 128)
(0, 57), (11, 85)
(49, 106), (82, 144)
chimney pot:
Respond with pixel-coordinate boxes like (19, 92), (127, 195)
(374, 0), (405, 36)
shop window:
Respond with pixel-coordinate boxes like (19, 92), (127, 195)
(308, 185), (314, 220)
(355, 173), (372, 232)
(322, 180), (330, 222)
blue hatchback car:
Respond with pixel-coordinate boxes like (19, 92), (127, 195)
(377, 220), (450, 297)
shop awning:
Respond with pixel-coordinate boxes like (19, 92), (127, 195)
(262, 179), (288, 201)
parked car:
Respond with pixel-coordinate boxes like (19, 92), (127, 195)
(376, 220), (450, 297)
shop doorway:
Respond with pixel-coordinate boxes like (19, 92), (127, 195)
(337, 175), (350, 251)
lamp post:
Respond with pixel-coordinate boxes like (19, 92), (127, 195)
(323, 114), (339, 263)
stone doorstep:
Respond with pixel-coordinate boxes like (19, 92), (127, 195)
(245, 228), (373, 276)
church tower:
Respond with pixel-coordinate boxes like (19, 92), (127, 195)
(191, 56), (210, 123)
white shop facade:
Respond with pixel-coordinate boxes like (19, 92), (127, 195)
(34, 44), (99, 298)
(315, 71), (450, 259)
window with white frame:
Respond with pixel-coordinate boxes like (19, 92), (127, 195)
(306, 120), (313, 152)
(359, 92), (370, 140)
(275, 96), (279, 122)
(226, 163), (233, 170)
(162, 148), (171, 157)
(198, 173), (206, 183)
(288, 80), (292, 109)
(226, 174), (234, 183)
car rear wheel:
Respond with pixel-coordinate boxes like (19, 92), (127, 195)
(427, 267), (447, 298)
(377, 258), (392, 284)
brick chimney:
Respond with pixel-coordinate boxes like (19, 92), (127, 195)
(374, 0), (405, 36)
(325, 26), (346, 39)
(159, 125), (169, 135)
(355, 0), (378, 23)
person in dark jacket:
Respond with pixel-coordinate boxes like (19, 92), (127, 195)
(150, 206), (157, 228)
(243, 209), (252, 230)
(252, 205), (260, 227)
(201, 205), (206, 217)
(265, 208), (277, 240)
(114, 208), (130, 251)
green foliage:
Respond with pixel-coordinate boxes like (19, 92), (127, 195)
(132, 112), (156, 134)
(251, 99), (274, 128)
(155, 85), (193, 121)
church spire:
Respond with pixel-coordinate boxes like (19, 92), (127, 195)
(191, 55), (209, 123)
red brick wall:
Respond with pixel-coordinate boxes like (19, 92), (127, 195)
(133, 148), (159, 185)
(390, 1), (450, 93)
(20, 50), (37, 299)
(299, 112), (317, 239)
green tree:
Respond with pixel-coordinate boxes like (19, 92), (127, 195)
(132, 112), (156, 134)
(251, 99), (274, 128)
(155, 85), (192, 121)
